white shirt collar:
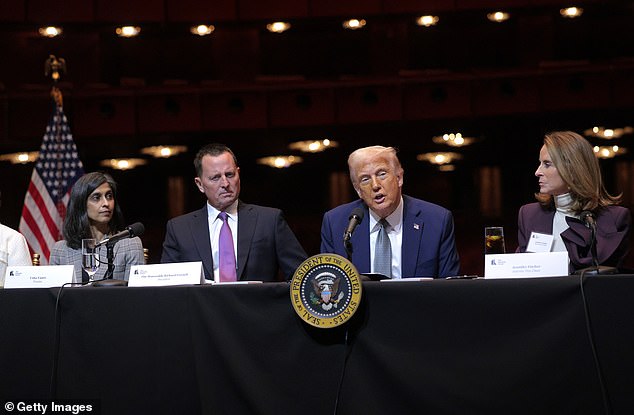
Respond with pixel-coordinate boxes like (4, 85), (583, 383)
(369, 197), (404, 232)
(207, 200), (238, 221)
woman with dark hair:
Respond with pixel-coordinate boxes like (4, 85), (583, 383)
(50, 172), (144, 283)
(517, 131), (631, 273)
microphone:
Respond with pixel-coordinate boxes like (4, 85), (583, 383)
(344, 208), (364, 242)
(580, 210), (596, 230)
(575, 210), (617, 276)
(96, 222), (145, 247)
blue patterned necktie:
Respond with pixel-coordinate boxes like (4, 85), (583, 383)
(218, 212), (237, 282)
(374, 219), (392, 277)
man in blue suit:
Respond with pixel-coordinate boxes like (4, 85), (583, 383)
(161, 143), (307, 282)
(321, 146), (460, 279)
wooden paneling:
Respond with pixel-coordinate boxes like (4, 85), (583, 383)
(137, 92), (202, 133)
(309, 0), (382, 18)
(0, 0), (25, 21)
(238, 0), (308, 20)
(382, 0), (455, 14)
(403, 80), (472, 120)
(540, 70), (611, 111)
(96, 0), (164, 22)
(166, 0), (237, 22)
(336, 85), (402, 124)
(72, 95), (137, 137)
(268, 88), (335, 127)
(472, 75), (540, 116)
(202, 92), (268, 130)
(27, 0), (93, 22)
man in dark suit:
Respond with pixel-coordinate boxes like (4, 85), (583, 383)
(321, 146), (460, 278)
(161, 143), (307, 282)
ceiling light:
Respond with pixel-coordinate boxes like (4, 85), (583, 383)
(0, 151), (39, 164)
(432, 133), (475, 147)
(257, 155), (303, 168)
(593, 146), (626, 159)
(487, 12), (510, 23)
(584, 126), (634, 139)
(417, 152), (463, 165)
(343, 19), (366, 30)
(190, 24), (215, 36)
(100, 158), (147, 170)
(116, 26), (141, 38)
(140, 145), (188, 158)
(416, 16), (439, 27)
(288, 139), (339, 153)
(560, 7), (583, 18)
(38, 26), (62, 38)
(266, 22), (291, 33)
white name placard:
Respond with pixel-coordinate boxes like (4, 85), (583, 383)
(484, 252), (569, 279)
(3, 265), (74, 288)
(128, 261), (203, 287)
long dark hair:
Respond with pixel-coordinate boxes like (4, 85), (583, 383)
(62, 172), (125, 249)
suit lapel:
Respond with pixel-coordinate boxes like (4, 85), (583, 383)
(191, 205), (213, 278)
(236, 201), (255, 279)
(352, 204), (371, 272)
(402, 197), (424, 278)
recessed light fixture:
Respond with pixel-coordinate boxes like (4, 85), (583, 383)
(584, 126), (634, 139)
(343, 19), (366, 30)
(100, 158), (147, 170)
(416, 16), (439, 27)
(487, 11), (510, 23)
(432, 133), (475, 147)
(140, 145), (188, 158)
(257, 155), (303, 168)
(0, 151), (39, 164)
(266, 22), (291, 33)
(560, 7), (583, 18)
(190, 24), (215, 36)
(417, 152), (463, 165)
(38, 26), (62, 38)
(288, 139), (338, 153)
(116, 26), (141, 38)
(593, 145), (626, 159)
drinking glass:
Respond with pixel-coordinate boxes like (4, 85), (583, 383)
(82, 238), (99, 282)
(484, 227), (506, 254)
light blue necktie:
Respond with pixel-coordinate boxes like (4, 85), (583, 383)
(374, 219), (392, 277)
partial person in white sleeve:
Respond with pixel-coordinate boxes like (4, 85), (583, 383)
(0, 190), (32, 282)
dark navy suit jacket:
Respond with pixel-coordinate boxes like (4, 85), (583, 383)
(320, 195), (460, 278)
(517, 202), (631, 272)
(161, 201), (307, 281)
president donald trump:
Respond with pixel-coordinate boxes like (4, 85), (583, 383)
(320, 145), (460, 279)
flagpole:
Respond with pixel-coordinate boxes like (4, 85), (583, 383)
(18, 56), (85, 265)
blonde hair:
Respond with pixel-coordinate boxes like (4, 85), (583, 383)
(535, 131), (621, 212)
(348, 146), (402, 188)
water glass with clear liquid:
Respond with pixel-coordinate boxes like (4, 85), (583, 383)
(82, 238), (99, 282)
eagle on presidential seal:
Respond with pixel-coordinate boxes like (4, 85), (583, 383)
(310, 272), (345, 311)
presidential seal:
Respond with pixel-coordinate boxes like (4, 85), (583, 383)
(290, 253), (362, 328)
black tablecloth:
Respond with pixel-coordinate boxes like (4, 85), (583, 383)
(1, 276), (633, 414)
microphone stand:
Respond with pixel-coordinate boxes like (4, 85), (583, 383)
(92, 241), (128, 286)
(344, 234), (353, 262)
(576, 220), (617, 276)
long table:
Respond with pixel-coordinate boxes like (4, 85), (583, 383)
(1, 276), (633, 414)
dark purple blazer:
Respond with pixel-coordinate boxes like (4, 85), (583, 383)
(161, 201), (307, 281)
(320, 195), (460, 278)
(517, 202), (631, 272)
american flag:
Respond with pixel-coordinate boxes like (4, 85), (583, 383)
(19, 98), (84, 264)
